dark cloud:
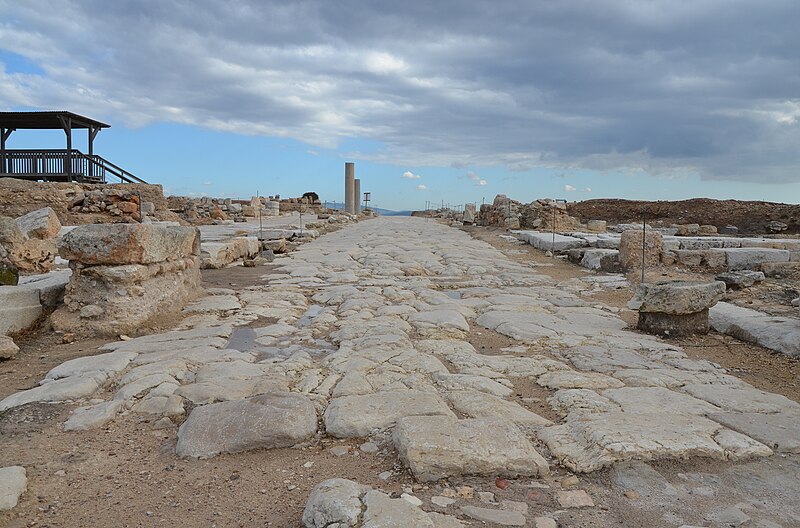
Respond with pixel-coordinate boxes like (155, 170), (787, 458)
(1, 0), (798, 182)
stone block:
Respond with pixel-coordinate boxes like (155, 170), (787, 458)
(710, 302), (800, 357)
(15, 207), (61, 239)
(760, 261), (800, 277)
(0, 286), (43, 334)
(59, 224), (199, 265)
(674, 250), (703, 267)
(637, 309), (710, 336)
(7, 238), (57, 274)
(698, 225), (718, 235)
(722, 248), (790, 271)
(393, 415), (549, 482)
(715, 271), (764, 289)
(0, 466), (27, 511)
(619, 230), (662, 270)
(176, 393), (318, 458)
(0, 335), (19, 359)
(586, 219), (607, 232)
(628, 280), (725, 315)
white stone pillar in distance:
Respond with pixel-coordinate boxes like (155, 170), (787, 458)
(354, 178), (362, 214)
(344, 162), (355, 214)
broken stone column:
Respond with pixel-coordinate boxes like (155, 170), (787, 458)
(463, 203), (476, 224)
(51, 224), (201, 336)
(354, 178), (361, 214)
(619, 229), (662, 271)
(344, 162), (355, 214)
(628, 280), (726, 336)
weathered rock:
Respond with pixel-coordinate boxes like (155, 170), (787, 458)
(362, 489), (436, 527)
(59, 224), (199, 265)
(176, 392), (317, 458)
(0, 335), (20, 360)
(715, 270), (764, 289)
(0, 216), (25, 247)
(628, 281), (726, 315)
(555, 490), (594, 508)
(0, 466), (27, 510)
(393, 416), (549, 482)
(63, 400), (124, 431)
(586, 219), (607, 232)
(7, 238), (57, 273)
(540, 412), (771, 472)
(0, 285), (43, 335)
(324, 391), (455, 438)
(619, 229), (662, 270)
(302, 478), (369, 528)
(460, 505), (526, 526)
(0, 374), (106, 412)
(15, 207), (61, 239)
(0, 262), (19, 285)
(722, 248), (790, 271)
(710, 302), (800, 357)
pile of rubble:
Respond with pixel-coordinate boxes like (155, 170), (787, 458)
(0, 207), (61, 277)
(68, 187), (152, 221)
(166, 196), (285, 224)
(0, 177), (177, 225)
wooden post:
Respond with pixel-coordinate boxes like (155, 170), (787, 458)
(88, 125), (100, 180)
(1, 127), (5, 174)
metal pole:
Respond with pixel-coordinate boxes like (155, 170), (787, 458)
(137, 191), (143, 223)
(258, 191), (263, 243)
(641, 206), (647, 284)
(551, 206), (556, 256)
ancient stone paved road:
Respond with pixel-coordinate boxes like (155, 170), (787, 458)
(3, 217), (799, 527)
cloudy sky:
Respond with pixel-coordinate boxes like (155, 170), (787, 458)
(1, 0), (798, 209)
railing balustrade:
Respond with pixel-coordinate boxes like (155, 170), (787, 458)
(0, 149), (144, 184)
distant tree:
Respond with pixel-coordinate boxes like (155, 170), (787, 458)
(302, 192), (320, 203)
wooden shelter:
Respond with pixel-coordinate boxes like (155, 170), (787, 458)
(0, 111), (145, 183)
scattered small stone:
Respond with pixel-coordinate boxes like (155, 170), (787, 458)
(431, 496), (457, 508)
(360, 441), (379, 453)
(0, 336), (19, 360)
(54, 470), (66, 477)
(792, 297), (800, 307)
(243, 259), (256, 267)
(623, 490), (640, 500)
(287, 484), (297, 491)
(534, 517), (558, 528)
(478, 491), (495, 503)
(495, 477), (510, 490)
(456, 486), (474, 499)
(560, 475), (580, 489)
(152, 417), (175, 429)
(501, 500), (528, 513)
(461, 505), (526, 526)
(302, 461), (314, 468)
(61, 333), (77, 344)
(378, 471), (393, 481)
(556, 490), (594, 508)
(328, 446), (350, 456)
(401, 493), (423, 507)
(706, 506), (750, 527)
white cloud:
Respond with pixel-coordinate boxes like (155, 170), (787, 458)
(464, 171), (488, 186)
(203, 181), (213, 186)
(564, 184), (576, 192)
(584, 187), (592, 192)
(402, 171), (421, 179)
(416, 184), (427, 190)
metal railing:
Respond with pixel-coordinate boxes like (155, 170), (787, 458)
(1, 149), (146, 184)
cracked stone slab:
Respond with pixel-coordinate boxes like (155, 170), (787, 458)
(537, 370), (625, 390)
(0, 373), (106, 412)
(324, 391), (455, 438)
(176, 392), (317, 458)
(708, 411), (800, 453)
(601, 386), (722, 415)
(445, 390), (551, 429)
(540, 412), (771, 472)
(680, 384), (800, 414)
(394, 415), (549, 482)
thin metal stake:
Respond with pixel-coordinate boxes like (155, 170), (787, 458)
(552, 205), (556, 257)
(257, 191), (263, 245)
(641, 206), (647, 284)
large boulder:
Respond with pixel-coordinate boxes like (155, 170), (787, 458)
(628, 281), (726, 315)
(58, 224), (199, 265)
(0, 216), (25, 247)
(15, 207), (61, 239)
(176, 392), (318, 458)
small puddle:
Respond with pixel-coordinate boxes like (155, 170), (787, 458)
(297, 305), (324, 327)
(225, 327), (257, 351)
